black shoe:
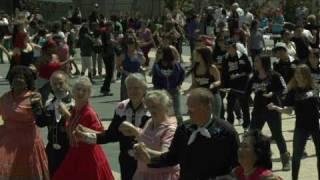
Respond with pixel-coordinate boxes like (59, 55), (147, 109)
(302, 151), (308, 159)
(101, 91), (113, 96)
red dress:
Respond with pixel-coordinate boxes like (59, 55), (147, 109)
(53, 104), (114, 180)
(234, 166), (281, 180)
(0, 91), (50, 179)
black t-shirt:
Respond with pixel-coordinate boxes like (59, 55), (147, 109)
(212, 46), (227, 70)
(273, 60), (296, 83)
(284, 88), (320, 131)
(222, 52), (252, 90)
(292, 36), (310, 62)
(247, 72), (286, 110)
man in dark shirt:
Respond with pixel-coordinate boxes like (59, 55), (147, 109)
(75, 73), (151, 180)
(222, 40), (252, 129)
(139, 88), (239, 180)
(273, 42), (297, 84)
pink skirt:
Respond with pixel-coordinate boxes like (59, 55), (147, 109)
(0, 125), (49, 179)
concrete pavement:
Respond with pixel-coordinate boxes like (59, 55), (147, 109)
(0, 44), (318, 179)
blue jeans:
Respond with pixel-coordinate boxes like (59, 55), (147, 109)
(167, 89), (182, 123)
(292, 128), (320, 180)
(212, 92), (222, 118)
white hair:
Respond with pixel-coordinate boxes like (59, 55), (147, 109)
(125, 73), (147, 89)
(72, 76), (92, 95)
(145, 90), (173, 114)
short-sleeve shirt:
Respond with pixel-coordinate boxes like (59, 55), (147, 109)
(137, 117), (179, 174)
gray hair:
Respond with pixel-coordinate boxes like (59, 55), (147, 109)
(125, 73), (147, 89)
(72, 76), (92, 95)
(188, 88), (213, 110)
(50, 70), (70, 90)
(145, 90), (173, 114)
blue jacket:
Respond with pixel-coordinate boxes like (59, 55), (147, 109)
(152, 62), (185, 90)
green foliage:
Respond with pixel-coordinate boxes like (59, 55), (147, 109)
(284, 0), (313, 22)
(163, 0), (193, 11)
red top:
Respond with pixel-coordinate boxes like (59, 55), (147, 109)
(235, 166), (274, 180)
(38, 62), (63, 80)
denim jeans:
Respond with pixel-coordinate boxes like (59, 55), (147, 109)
(92, 53), (103, 75)
(250, 109), (288, 154)
(167, 89), (182, 123)
(212, 92), (222, 118)
(292, 128), (320, 180)
(120, 75), (128, 101)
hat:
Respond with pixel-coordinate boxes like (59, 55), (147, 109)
(52, 32), (65, 41)
(273, 42), (288, 52)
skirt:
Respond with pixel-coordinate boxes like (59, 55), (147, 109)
(53, 144), (114, 180)
(0, 125), (50, 180)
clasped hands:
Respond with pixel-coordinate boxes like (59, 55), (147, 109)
(129, 142), (151, 163)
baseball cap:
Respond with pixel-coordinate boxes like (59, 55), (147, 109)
(273, 42), (288, 52)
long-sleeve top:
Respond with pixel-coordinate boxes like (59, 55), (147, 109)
(96, 99), (150, 153)
(246, 72), (286, 111)
(149, 118), (239, 180)
(284, 88), (320, 131)
(34, 93), (74, 148)
(152, 62), (185, 90)
(222, 51), (252, 90)
(79, 34), (94, 56)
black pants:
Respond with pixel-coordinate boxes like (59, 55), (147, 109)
(250, 109), (288, 154)
(101, 55), (114, 93)
(46, 143), (68, 178)
(292, 128), (320, 180)
(119, 152), (137, 180)
(226, 91), (250, 128)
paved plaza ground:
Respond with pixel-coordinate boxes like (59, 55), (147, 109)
(0, 44), (318, 179)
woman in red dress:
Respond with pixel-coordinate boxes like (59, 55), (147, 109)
(53, 77), (114, 180)
(0, 66), (50, 179)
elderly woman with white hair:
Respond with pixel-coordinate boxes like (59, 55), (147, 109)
(53, 77), (114, 180)
(76, 73), (151, 180)
(119, 90), (180, 180)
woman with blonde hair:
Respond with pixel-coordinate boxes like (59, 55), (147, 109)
(268, 64), (320, 180)
(119, 90), (180, 180)
(53, 77), (114, 180)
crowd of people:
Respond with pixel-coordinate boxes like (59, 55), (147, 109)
(0, 1), (319, 180)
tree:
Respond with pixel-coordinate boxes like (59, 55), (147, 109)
(163, 0), (192, 11)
